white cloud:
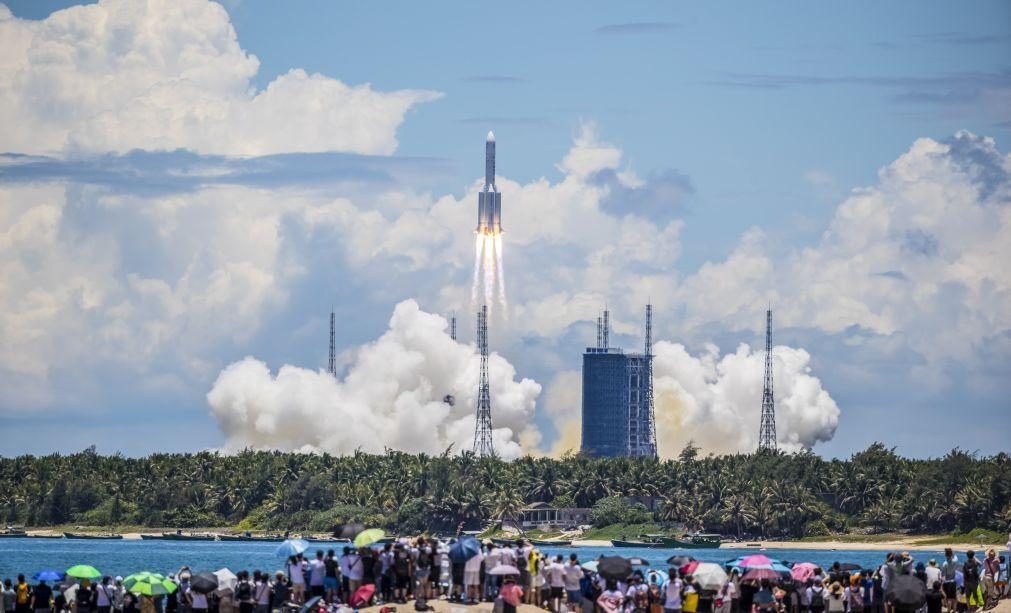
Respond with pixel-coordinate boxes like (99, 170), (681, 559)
(207, 299), (542, 459)
(0, 0), (440, 156)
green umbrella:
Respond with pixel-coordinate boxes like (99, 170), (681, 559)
(123, 572), (177, 596)
(353, 528), (385, 548)
(66, 565), (102, 580)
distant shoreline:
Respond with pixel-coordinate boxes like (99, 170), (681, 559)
(23, 530), (1008, 552)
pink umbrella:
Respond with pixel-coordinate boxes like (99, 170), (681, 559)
(740, 554), (773, 567)
(742, 568), (781, 581)
(681, 561), (700, 575)
(791, 563), (817, 583)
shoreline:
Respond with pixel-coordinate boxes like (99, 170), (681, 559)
(24, 531), (1007, 551)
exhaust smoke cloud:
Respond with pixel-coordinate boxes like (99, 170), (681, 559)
(208, 300), (540, 459)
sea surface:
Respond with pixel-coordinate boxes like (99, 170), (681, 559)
(0, 539), (952, 580)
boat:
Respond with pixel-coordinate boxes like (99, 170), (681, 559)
(140, 531), (216, 541)
(311, 537), (352, 544)
(610, 538), (668, 549)
(0, 527), (28, 538)
(28, 534), (64, 539)
(217, 532), (287, 542)
(64, 532), (123, 540)
(530, 539), (572, 547)
(658, 533), (722, 549)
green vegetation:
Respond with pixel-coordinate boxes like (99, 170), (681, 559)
(0, 444), (1009, 539)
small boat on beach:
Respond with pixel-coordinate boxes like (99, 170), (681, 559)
(64, 532), (122, 540)
(659, 533), (722, 549)
(530, 539), (572, 547)
(217, 531), (287, 542)
(0, 527), (28, 538)
(140, 531), (215, 541)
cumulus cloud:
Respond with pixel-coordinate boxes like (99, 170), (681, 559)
(207, 300), (541, 459)
(0, 0), (440, 156)
(676, 131), (1011, 369)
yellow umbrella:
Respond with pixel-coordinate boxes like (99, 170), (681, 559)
(353, 529), (385, 548)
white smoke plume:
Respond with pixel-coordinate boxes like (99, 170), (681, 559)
(540, 341), (839, 458)
(207, 300), (541, 459)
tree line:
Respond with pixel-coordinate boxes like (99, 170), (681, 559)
(0, 443), (1008, 538)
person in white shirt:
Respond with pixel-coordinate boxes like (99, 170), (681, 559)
(663, 569), (683, 613)
(464, 547), (485, 604)
(563, 555), (583, 613)
(546, 556), (566, 613)
(484, 544), (502, 601)
(286, 556), (305, 604)
(345, 548), (365, 596)
(925, 560), (942, 587)
(309, 550), (326, 599)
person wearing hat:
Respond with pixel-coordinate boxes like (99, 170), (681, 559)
(924, 561), (941, 588)
(826, 583), (845, 613)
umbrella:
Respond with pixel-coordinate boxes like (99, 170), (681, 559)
(667, 555), (695, 567)
(349, 584), (376, 608)
(189, 572), (219, 594)
(681, 561), (700, 575)
(693, 563), (729, 591)
(34, 570), (64, 582)
(299, 596), (323, 613)
(597, 556), (633, 582)
(123, 573), (177, 596)
(489, 565), (521, 576)
(275, 538), (311, 558)
(887, 574), (926, 608)
(628, 557), (650, 567)
(353, 529), (385, 548)
(582, 561), (599, 573)
(791, 563), (817, 583)
(738, 554), (773, 568)
(743, 568), (782, 582)
(66, 565), (102, 580)
(448, 536), (481, 563)
(213, 569), (237, 593)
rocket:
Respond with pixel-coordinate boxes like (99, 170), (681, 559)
(476, 131), (502, 235)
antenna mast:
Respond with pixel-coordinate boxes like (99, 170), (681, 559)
(327, 310), (337, 377)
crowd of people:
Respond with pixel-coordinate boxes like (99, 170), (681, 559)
(1, 540), (1008, 613)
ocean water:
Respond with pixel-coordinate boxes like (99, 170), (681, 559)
(0, 538), (953, 580)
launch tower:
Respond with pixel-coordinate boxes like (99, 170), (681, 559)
(473, 305), (495, 456)
(758, 308), (778, 451)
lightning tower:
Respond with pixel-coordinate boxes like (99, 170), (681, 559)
(473, 305), (494, 457)
(642, 304), (657, 458)
(327, 310), (337, 377)
(758, 308), (778, 451)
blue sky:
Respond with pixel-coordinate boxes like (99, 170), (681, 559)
(0, 0), (1009, 458)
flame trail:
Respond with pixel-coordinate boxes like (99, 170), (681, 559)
(483, 234), (495, 313)
(494, 233), (507, 313)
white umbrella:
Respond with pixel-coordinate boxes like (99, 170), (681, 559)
(489, 565), (521, 576)
(582, 561), (599, 573)
(693, 563), (729, 591)
(214, 569), (238, 593)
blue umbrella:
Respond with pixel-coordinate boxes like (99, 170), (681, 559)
(275, 538), (311, 558)
(448, 537), (481, 563)
(34, 570), (64, 582)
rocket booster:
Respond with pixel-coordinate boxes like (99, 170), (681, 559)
(476, 131), (502, 235)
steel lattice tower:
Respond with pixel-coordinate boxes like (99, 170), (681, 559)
(473, 305), (495, 457)
(642, 304), (658, 458)
(327, 311), (337, 377)
(758, 308), (777, 451)
(450, 313), (457, 341)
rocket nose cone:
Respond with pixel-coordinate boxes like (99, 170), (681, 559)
(487, 130), (495, 142)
